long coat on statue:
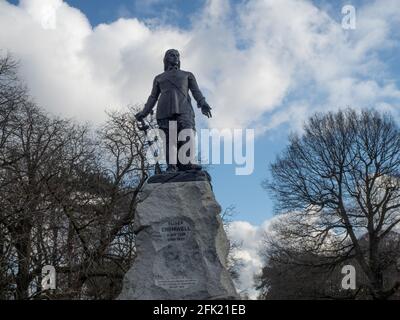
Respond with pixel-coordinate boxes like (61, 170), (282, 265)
(142, 67), (207, 121)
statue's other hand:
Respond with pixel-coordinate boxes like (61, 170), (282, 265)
(201, 103), (212, 118)
(135, 111), (146, 121)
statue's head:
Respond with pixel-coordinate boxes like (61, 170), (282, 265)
(163, 49), (180, 71)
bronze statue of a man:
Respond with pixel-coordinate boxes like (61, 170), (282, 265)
(135, 49), (212, 172)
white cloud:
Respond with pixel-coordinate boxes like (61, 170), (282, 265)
(226, 218), (275, 299)
(0, 0), (399, 131)
(0, 0), (189, 123)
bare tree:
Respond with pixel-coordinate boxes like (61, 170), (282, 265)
(0, 103), (152, 299)
(256, 214), (400, 300)
(0, 54), (152, 299)
(0, 53), (26, 107)
(51, 106), (151, 299)
(0, 53), (30, 298)
(0, 99), (99, 298)
(263, 109), (400, 299)
(0, 53), (26, 167)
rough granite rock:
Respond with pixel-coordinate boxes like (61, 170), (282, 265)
(117, 178), (239, 300)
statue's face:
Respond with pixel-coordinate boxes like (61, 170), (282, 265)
(166, 50), (180, 67)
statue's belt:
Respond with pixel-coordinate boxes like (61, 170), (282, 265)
(165, 78), (191, 103)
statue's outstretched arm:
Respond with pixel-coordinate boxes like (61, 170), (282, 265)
(188, 72), (212, 118)
(188, 72), (206, 107)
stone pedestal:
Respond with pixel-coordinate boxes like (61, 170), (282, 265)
(117, 171), (238, 300)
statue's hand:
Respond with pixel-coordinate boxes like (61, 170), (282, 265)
(135, 111), (146, 121)
(201, 103), (212, 118)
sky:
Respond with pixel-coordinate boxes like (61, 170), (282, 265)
(1, 0), (400, 298)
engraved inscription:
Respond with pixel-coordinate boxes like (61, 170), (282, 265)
(160, 219), (191, 243)
(155, 278), (198, 290)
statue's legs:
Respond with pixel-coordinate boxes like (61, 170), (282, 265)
(157, 113), (199, 172)
(158, 117), (175, 171)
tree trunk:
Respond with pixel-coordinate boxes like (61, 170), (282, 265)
(369, 235), (385, 299)
(14, 219), (32, 300)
